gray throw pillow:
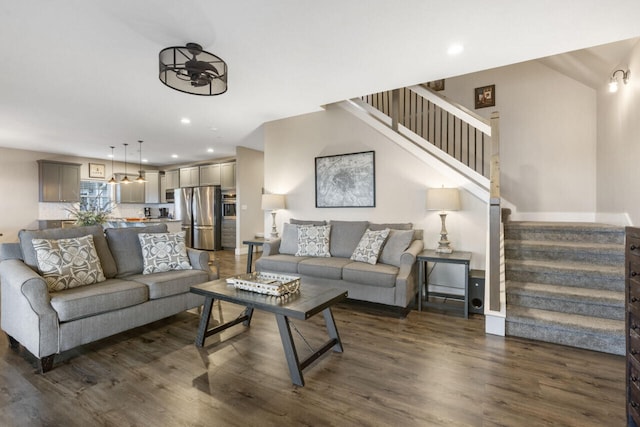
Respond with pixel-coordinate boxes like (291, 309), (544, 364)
(379, 229), (414, 267)
(280, 223), (299, 255)
(296, 225), (331, 257)
(350, 228), (390, 265)
(328, 220), (369, 258)
(32, 234), (106, 292)
(369, 222), (413, 231)
(138, 232), (192, 274)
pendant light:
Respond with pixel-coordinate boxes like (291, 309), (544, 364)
(121, 143), (131, 184)
(108, 146), (117, 184)
(135, 140), (146, 183)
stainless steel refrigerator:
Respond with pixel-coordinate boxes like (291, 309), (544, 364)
(174, 186), (221, 250)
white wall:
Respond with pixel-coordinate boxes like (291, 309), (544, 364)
(264, 104), (488, 272)
(236, 144), (265, 252)
(596, 39), (640, 226)
(443, 60), (598, 218)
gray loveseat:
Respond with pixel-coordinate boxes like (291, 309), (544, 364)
(0, 224), (215, 372)
(255, 220), (423, 310)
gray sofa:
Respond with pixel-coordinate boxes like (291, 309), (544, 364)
(0, 224), (215, 372)
(255, 220), (424, 309)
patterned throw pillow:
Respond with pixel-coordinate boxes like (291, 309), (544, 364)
(138, 232), (192, 274)
(350, 228), (391, 265)
(296, 225), (331, 257)
(33, 234), (106, 292)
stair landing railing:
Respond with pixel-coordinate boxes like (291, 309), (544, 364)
(362, 86), (503, 313)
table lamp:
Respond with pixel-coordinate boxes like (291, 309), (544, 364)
(262, 194), (285, 238)
(426, 187), (460, 253)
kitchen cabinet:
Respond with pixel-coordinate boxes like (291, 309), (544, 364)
(38, 160), (81, 202)
(144, 170), (160, 203)
(180, 167), (199, 187)
(221, 162), (236, 190)
(160, 174), (167, 203)
(165, 170), (179, 190)
(116, 174), (145, 203)
(221, 219), (236, 248)
(199, 164), (221, 186)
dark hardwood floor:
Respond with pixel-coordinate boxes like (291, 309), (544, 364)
(0, 250), (626, 426)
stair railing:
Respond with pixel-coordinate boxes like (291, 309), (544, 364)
(361, 86), (504, 315)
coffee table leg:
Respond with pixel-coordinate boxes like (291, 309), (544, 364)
(275, 314), (304, 387)
(195, 296), (215, 347)
(322, 308), (343, 353)
(243, 307), (254, 327)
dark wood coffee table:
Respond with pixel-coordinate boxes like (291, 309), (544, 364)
(190, 279), (347, 386)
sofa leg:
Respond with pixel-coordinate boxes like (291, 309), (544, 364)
(38, 355), (55, 374)
(7, 334), (19, 350)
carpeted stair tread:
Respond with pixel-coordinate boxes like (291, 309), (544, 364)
(507, 306), (624, 336)
(504, 222), (625, 244)
(507, 259), (623, 276)
(507, 281), (624, 305)
(504, 239), (623, 254)
(506, 221), (623, 232)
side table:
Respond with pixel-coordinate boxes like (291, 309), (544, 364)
(242, 237), (267, 273)
(416, 250), (472, 318)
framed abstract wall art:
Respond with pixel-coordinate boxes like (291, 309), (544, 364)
(315, 151), (375, 208)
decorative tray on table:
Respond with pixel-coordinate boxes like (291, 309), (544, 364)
(226, 272), (300, 297)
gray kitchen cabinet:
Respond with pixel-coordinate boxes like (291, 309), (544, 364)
(165, 170), (179, 190)
(180, 167), (199, 187)
(160, 174), (167, 203)
(116, 174), (145, 203)
(144, 170), (160, 203)
(38, 160), (81, 202)
(221, 218), (236, 248)
(199, 164), (221, 186)
(221, 162), (236, 189)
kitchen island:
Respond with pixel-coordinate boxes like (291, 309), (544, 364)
(38, 218), (181, 233)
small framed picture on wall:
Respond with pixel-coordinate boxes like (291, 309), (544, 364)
(474, 84), (495, 109)
(88, 163), (106, 179)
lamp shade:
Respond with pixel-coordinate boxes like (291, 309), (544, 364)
(262, 194), (285, 210)
(426, 188), (460, 211)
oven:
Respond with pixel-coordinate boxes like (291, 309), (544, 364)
(222, 193), (236, 219)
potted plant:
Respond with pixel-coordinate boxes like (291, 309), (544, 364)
(66, 200), (115, 226)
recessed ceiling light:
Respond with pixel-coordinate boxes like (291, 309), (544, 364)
(447, 43), (464, 55)
(210, 126), (218, 131)
(207, 148), (214, 153)
(142, 158), (148, 163)
(107, 154), (114, 158)
(171, 154), (178, 158)
(181, 118), (191, 124)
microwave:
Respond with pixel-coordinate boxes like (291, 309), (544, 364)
(165, 189), (175, 203)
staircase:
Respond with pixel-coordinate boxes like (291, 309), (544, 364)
(505, 221), (625, 355)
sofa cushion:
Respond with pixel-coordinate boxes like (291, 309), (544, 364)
(19, 225), (117, 278)
(105, 224), (168, 278)
(329, 221), (369, 258)
(127, 269), (209, 299)
(50, 279), (148, 322)
(280, 223), (299, 255)
(350, 228), (390, 265)
(297, 257), (353, 280)
(138, 232), (192, 274)
(290, 218), (326, 225)
(379, 229), (415, 267)
(369, 222), (413, 231)
(256, 254), (307, 274)
(342, 262), (399, 288)
(296, 225), (331, 257)
(33, 235), (106, 292)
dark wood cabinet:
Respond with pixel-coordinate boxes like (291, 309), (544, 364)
(626, 227), (640, 426)
(38, 160), (81, 202)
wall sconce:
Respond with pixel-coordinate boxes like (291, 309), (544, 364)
(426, 187), (460, 253)
(262, 194), (286, 238)
(609, 69), (630, 93)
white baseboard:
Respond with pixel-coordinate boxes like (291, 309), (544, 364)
(485, 312), (505, 336)
(595, 212), (632, 226)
